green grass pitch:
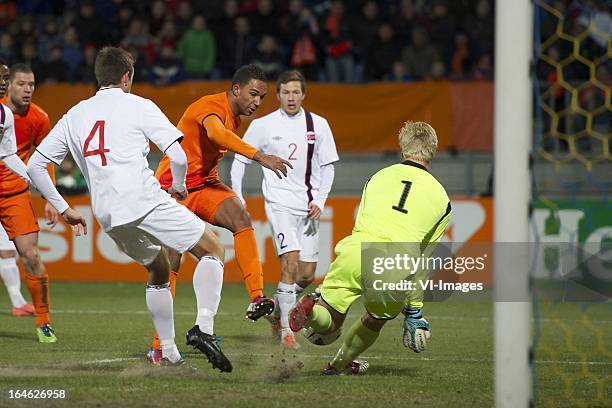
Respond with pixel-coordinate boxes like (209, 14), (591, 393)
(0, 282), (609, 407)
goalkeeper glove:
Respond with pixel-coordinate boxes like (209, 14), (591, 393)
(402, 307), (431, 353)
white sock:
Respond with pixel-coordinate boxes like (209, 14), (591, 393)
(0, 258), (27, 308)
(160, 339), (181, 363)
(294, 283), (306, 295)
(145, 284), (175, 347)
(193, 256), (224, 335)
(276, 281), (296, 329)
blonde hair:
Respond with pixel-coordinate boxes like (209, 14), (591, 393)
(398, 121), (438, 163)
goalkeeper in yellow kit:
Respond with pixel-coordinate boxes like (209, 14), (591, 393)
(289, 121), (451, 375)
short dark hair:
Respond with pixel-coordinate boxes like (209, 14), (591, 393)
(231, 64), (266, 87)
(276, 70), (306, 93)
(0, 59), (8, 68)
(94, 46), (134, 87)
(8, 63), (33, 81)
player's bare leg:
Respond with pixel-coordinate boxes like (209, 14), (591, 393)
(214, 197), (273, 321)
(144, 247), (183, 366)
(296, 261), (316, 294)
(271, 249), (317, 348)
(324, 312), (385, 375)
(13, 232), (55, 342)
(274, 251), (300, 348)
(0, 249), (34, 316)
(184, 228), (232, 372)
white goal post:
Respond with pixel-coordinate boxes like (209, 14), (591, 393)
(494, 0), (533, 407)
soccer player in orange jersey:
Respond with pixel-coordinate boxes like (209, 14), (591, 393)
(0, 64), (59, 342)
(151, 64), (292, 356)
(0, 61), (36, 318)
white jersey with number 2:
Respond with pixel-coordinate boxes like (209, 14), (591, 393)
(236, 108), (338, 215)
(35, 87), (183, 231)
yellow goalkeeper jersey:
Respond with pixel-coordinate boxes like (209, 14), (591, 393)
(353, 160), (451, 245)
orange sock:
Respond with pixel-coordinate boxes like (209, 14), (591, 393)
(25, 272), (50, 327)
(151, 271), (178, 350)
(234, 227), (264, 300)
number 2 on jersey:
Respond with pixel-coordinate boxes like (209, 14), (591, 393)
(83, 120), (110, 166)
(392, 180), (412, 214)
(288, 143), (297, 160)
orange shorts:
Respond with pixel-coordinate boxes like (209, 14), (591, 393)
(0, 190), (40, 239)
(183, 180), (237, 223)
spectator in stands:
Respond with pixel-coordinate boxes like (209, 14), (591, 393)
(429, 0), (456, 63)
(286, 2), (320, 81)
(62, 26), (83, 83)
(0, 33), (15, 65)
(15, 17), (36, 53)
(41, 46), (68, 83)
(430, 60), (447, 81)
(177, 15), (215, 79)
(219, 15), (258, 77)
(158, 19), (179, 51)
(20, 40), (43, 76)
(212, 0), (239, 56)
(56, 157), (87, 195)
(384, 60), (411, 82)
(472, 54), (493, 80)
(174, 1), (193, 38)
(37, 18), (62, 63)
(250, 0), (280, 38)
(350, 0), (382, 82)
(121, 19), (156, 65)
(0, 0), (17, 25)
(150, 45), (185, 85)
(392, 0), (424, 44)
(463, 0), (494, 58)
(401, 26), (440, 80)
(449, 32), (472, 80)
(366, 23), (398, 81)
(73, 1), (104, 47)
(106, 4), (134, 45)
(148, 0), (167, 36)
(75, 44), (96, 84)
(252, 34), (284, 80)
(126, 46), (149, 82)
(322, 0), (355, 83)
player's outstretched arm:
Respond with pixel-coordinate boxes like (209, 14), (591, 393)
(1, 154), (32, 184)
(252, 150), (293, 179)
(203, 115), (292, 178)
(27, 151), (86, 235)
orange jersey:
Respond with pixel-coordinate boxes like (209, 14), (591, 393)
(0, 97), (52, 197)
(157, 92), (251, 190)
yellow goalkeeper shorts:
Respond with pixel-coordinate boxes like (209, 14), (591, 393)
(320, 234), (404, 320)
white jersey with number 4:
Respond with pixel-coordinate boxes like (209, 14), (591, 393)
(236, 108), (338, 215)
(35, 87), (183, 231)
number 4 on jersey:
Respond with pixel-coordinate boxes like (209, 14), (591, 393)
(83, 120), (110, 166)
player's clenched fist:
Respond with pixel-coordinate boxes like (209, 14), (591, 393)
(61, 208), (88, 236)
(253, 151), (293, 178)
(168, 184), (188, 201)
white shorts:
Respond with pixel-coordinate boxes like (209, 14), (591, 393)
(264, 203), (319, 262)
(107, 199), (206, 266)
(0, 223), (16, 251)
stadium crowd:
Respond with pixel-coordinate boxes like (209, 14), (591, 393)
(0, 0), (498, 84)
